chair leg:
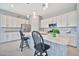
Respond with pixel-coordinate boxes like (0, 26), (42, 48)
(45, 51), (48, 56)
(20, 40), (24, 52)
(34, 51), (37, 56)
(20, 43), (21, 48)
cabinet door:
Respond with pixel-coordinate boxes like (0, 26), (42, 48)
(54, 43), (67, 56)
(52, 17), (57, 23)
(57, 16), (62, 27)
(0, 14), (6, 27)
(0, 32), (8, 42)
(12, 17), (17, 27)
(61, 14), (67, 27)
(6, 16), (13, 27)
(16, 18), (21, 27)
(10, 17), (19, 27)
(68, 34), (77, 46)
(67, 11), (77, 26)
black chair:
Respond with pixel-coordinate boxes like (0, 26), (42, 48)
(19, 30), (29, 52)
(32, 31), (50, 56)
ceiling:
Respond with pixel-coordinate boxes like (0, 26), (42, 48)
(0, 3), (77, 19)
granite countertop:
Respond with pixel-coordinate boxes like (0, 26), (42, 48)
(42, 33), (76, 47)
(24, 31), (76, 47)
(42, 34), (68, 45)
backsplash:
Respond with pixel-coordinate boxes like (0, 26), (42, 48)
(58, 27), (77, 34)
(40, 27), (77, 34)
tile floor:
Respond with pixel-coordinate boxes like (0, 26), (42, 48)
(0, 40), (33, 56)
(0, 40), (79, 56)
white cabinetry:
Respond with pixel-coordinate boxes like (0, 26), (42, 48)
(41, 17), (57, 28)
(0, 14), (6, 27)
(61, 14), (67, 27)
(52, 17), (57, 24)
(0, 32), (20, 43)
(0, 14), (29, 43)
(41, 11), (76, 28)
(68, 33), (77, 46)
(6, 16), (29, 27)
(0, 32), (6, 42)
(6, 15), (13, 27)
(67, 11), (77, 27)
(56, 11), (76, 27)
(41, 19), (48, 28)
(57, 15), (62, 27)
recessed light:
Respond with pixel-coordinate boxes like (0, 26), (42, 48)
(11, 4), (14, 7)
(26, 15), (30, 18)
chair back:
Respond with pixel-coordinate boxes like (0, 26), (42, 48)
(32, 31), (44, 48)
(19, 30), (24, 40)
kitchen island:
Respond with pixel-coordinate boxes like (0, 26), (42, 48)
(24, 32), (77, 56)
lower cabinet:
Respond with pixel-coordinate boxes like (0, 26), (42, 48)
(45, 40), (67, 56)
(0, 32), (7, 42)
(0, 32), (20, 43)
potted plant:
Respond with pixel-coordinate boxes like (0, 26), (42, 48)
(50, 28), (60, 38)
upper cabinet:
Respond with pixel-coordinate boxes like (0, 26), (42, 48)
(6, 15), (13, 27)
(41, 19), (49, 28)
(57, 15), (62, 27)
(52, 17), (57, 24)
(0, 14), (6, 27)
(41, 17), (57, 28)
(61, 14), (68, 27)
(67, 11), (77, 27)
(0, 14), (29, 27)
(41, 10), (77, 28)
(57, 11), (77, 27)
